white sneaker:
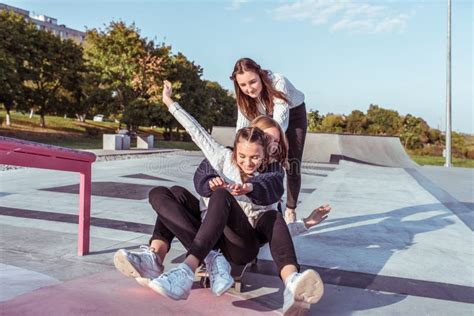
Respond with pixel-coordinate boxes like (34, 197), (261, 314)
(283, 270), (324, 316)
(148, 263), (194, 300)
(204, 250), (234, 296)
(113, 246), (164, 286)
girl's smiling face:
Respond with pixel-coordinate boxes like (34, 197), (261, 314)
(235, 140), (264, 175)
(235, 70), (263, 99)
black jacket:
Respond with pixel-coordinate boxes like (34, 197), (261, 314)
(193, 158), (284, 206)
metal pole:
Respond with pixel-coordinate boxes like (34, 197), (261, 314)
(445, 0), (452, 167)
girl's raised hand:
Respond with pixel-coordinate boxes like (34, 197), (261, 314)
(162, 80), (174, 108)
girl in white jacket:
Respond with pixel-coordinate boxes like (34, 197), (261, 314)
(231, 58), (308, 224)
(114, 81), (324, 315)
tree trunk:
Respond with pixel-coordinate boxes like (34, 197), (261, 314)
(6, 111), (11, 126)
(76, 114), (86, 122)
(40, 114), (46, 128)
(29, 109), (34, 119)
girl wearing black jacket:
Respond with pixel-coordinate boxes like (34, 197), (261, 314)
(114, 81), (324, 315)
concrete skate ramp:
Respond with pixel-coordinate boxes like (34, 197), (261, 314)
(310, 133), (418, 168)
(212, 127), (417, 168)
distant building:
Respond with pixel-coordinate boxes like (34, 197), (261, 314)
(0, 3), (85, 43)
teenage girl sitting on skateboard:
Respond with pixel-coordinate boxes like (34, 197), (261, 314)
(194, 115), (331, 237)
(114, 81), (327, 315)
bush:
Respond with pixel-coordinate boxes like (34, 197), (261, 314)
(84, 126), (100, 137)
(181, 133), (192, 142)
(154, 132), (164, 141)
(420, 144), (443, 156)
(452, 146), (467, 159)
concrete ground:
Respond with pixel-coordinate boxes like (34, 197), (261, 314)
(0, 150), (473, 315)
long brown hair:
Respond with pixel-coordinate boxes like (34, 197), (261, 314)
(250, 115), (289, 169)
(231, 127), (269, 181)
(230, 58), (289, 120)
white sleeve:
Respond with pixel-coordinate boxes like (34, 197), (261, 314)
(272, 75), (291, 132)
(169, 102), (229, 170)
(272, 102), (290, 132)
(287, 220), (308, 237)
(235, 106), (251, 134)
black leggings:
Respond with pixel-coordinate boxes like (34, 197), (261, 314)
(285, 103), (308, 209)
(149, 186), (300, 273)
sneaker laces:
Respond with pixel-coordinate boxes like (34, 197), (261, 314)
(139, 245), (153, 253)
(137, 245), (156, 264)
(161, 266), (191, 285)
(209, 253), (229, 280)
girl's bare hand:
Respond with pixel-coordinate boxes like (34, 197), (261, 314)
(209, 177), (227, 191)
(228, 183), (253, 196)
(303, 204), (331, 228)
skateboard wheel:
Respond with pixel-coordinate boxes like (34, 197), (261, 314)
(234, 281), (242, 292)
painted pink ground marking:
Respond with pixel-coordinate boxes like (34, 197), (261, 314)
(0, 136), (96, 256)
(0, 270), (281, 315)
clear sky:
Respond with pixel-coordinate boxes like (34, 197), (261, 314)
(5, 0), (473, 133)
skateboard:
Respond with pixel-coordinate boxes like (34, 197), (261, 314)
(196, 261), (252, 292)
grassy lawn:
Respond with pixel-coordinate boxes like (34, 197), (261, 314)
(0, 111), (199, 151)
(0, 110), (118, 133)
(409, 154), (474, 168)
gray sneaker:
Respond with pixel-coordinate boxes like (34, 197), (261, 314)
(282, 270), (324, 316)
(148, 263), (194, 300)
(113, 245), (164, 286)
(204, 250), (234, 296)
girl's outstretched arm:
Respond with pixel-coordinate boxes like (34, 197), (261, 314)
(162, 81), (231, 174)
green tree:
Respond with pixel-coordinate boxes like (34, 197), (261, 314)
(366, 104), (401, 135)
(0, 11), (36, 126)
(72, 66), (114, 121)
(451, 131), (467, 158)
(24, 30), (84, 127)
(346, 110), (368, 134)
(319, 114), (346, 133)
(84, 21), (172, 131)
(428, 128), (442, 145)
(399, 114), (430, 149)
(168, 53), (207, 130)
(84, 22), (143, 129)
(203, 80), (236, 130)
(307, 110), (323, 132)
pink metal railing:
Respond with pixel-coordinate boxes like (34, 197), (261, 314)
(0, 136), (96, 255)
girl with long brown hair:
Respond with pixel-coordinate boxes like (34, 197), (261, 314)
(114, 81), (324, 315)
(231, 58), (308, 224)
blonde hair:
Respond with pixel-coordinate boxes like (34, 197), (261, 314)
(250, 115), (289, 169)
